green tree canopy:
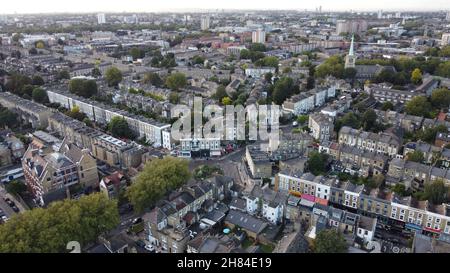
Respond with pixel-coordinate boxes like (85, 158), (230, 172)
(272, 77), (295, 104)
(424, 180), (449, 205)
(405, 96), (431, 117)
(382, 101), (394, 111)
(105, 66), (123, 87)
(411, 68), (423, 85)
(5, 180), (27, 196)
(314, 229), (348, 253)
(430, 88), (450, 109)
(165, 72), (187, 91)
(0, 193), (119, 253)
(307, 151), (329, 176)
(407, 150), (424, 163)
(68, 79), (98, 98)
(362, 109), (377, 131)
(32, 87), (48, 103)
(108, 116), (134, 139)
(57, 70), (70, 80)
(143, 72), (163, 87)
(126, 157), (191, 213)
(214, 85), (227, 102)
(222, 96), (232, 105)
(315, 56), (344, 79)
(32, 75), (45, 86)
(0, 107), (18, 128)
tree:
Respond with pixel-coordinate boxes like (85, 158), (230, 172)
(335, 112), (360, 132)
(165, 72), (187, 91)
(105, 66), (123, 87)
(35, 40), (45, 49)
(315, 56), (344, 79)
(126, 157), (191, 213)
(314, 229), (347, 253)
(68, 79), (97, 98)
(0, 108), (17, 128)
(250, 43), (266, 52)
(57, 70), (70, 80)
(307, 151), (328, 175)
(411, 68), (423, 85)
(264, 72), (273, 83)
(129, 47), (144, 60)
(436, 61), (450, 78)
(362, 109), (377, 131)
(143, 72), (163, 87)
(430, 88), (450, 109)
(91, 67), (102, 78)
(272, 77), (295, 104)
(66, 106), (86, 121)
(222, 96), (232, 105)
(282, 67), (292, 74)
(405, 96), (431, 117)
(32, 75), (44, 86)
(0, 193), (119, 253)
(32, 87), (48, 103)
(382, 101), (394, 111)
(391, 184), (408, 197)
(108, 117), (134, 139)
(343, 67), (357, 80)
(5, 180), (27, 196)
(297, 115), (309, 125)
(192, 55), (205, 65)
(168, 92), (180, 104)
(424, 180), (449, 205)
(214, 85), (227, 102)
(407, 150), (424, 163)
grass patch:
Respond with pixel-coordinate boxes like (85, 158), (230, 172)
(241, 238), (254, 249)
(259, 243), (274, 253)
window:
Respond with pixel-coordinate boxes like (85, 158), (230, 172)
(364, 230), (368, 235)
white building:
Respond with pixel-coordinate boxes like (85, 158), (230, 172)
(357, 216), (377, 244)
(201, 16), (210, 31)
(245, 184), (286, 225)
(180, 138), (221, 157)
(245, 67), (276, 78)
(252, 29), (266, 44)
(442, 33), (450, 46)
(97, 13), (106, 24)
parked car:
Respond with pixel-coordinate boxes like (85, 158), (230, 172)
(135, 240), (146, 248)
(144, 244), (155, 252)
(11, 206), (19, 213)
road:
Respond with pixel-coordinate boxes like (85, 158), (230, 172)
(0, 184), (26, 221)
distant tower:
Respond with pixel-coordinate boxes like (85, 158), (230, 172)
(345, 35), (356, 69)
(97, 13), (106, 24)
(377, 10), (383, 19)
(446, 11), (450, 21)
(201, 16), (210, 31)
(423, 25), (428, 37)
(252, 29), (266, 44)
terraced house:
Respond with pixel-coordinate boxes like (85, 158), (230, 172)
(143, 181), (214, 253)
(46, 89), (171, 148)
(276, 170), (450, 239)
(0, 92), (52, 129)
(338, 126), (402, 157)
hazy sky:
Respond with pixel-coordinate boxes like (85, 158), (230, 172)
(0, 0), (449, 14)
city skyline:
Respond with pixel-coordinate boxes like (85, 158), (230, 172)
(0, 0), (449, 14)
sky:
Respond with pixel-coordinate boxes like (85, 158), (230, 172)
(0, 0), (449, 14)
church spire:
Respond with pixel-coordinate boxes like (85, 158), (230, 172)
(349, 34), (355, 56)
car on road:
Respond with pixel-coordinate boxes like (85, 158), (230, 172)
(144, 244), (155, 252)
(135, 240), (146, 248)
(11, 206), (19, 213)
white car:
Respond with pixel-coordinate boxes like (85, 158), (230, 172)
(144, 245), (155, 252)
(1, 215), (8, 222)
